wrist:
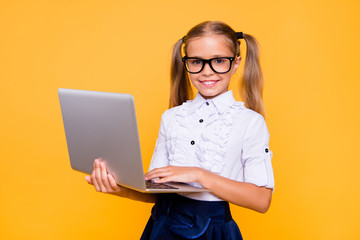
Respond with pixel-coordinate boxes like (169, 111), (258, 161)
(110, 185), (129, 198)
(196, 168), (211, 189)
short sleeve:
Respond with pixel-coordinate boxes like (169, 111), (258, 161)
(242, 114), (275, 189)
(148, 113), (169, 171)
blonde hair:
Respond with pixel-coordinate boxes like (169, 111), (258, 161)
(170, 21), (265, 117)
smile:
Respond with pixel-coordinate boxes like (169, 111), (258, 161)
(200, 80), (219, 87)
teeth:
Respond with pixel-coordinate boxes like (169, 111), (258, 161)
(202, 81), (216, 85)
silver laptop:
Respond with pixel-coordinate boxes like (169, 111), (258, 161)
(58, 88), (209, 193)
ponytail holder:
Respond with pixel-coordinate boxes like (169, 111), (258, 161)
(182, 36), (186, 43)
(236, 32), (244, 39)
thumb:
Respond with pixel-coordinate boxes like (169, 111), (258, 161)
(85, 175), (93, 184)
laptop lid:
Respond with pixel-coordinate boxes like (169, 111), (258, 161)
(59, 88), (148, 191)
(58, 88), (209, 193)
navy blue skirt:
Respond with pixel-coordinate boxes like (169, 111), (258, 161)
(140, 194), (243, 240)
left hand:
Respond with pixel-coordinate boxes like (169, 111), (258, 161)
(145, 166), (203, 184)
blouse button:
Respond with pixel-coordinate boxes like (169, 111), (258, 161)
(199, 119), (204, 123)
(206, 102), (209, 106)
(190, 140), (195, 145)
(265, 148), (269, 153)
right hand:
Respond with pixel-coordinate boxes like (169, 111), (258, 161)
(85, 158), (122, 193)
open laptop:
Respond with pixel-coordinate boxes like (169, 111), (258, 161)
(58, 88), (209, 193)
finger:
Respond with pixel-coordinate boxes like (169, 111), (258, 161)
(85, 175), (93, 184)
(100, 162), (113, 192)
(94, 159), (107, 192)
(145, 167), (172, 180)
(107, 174), (121, 192)
(144, 168), (156, 179)
(148, 166), (171, 173)
(91, 169), (101, 191)
(91, 159), (101, 191)
(154, 176), (174, 183)
(145, 171), (172, 180)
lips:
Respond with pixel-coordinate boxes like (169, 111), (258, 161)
(200, 80), (219, 87)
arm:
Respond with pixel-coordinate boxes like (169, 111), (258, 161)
(85, 159), (158, 203)
(145, 166), (272, 213)
(198, 168), (272, 213)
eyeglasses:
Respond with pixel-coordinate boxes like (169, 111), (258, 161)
(182, 56), (235, 74)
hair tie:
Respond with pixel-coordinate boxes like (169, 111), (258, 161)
(182, 36), (186, 43)
(236, 32), (244, 39)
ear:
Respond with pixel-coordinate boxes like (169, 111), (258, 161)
(231, 56), (241, 74)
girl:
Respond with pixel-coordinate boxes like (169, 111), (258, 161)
(85, 21), (274, 240)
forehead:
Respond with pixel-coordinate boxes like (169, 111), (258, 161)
(186, 35), (234, 58)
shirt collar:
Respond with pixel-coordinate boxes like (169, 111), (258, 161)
(188, 90), (236, 115)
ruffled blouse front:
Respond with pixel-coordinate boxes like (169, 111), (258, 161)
(149, 91), (275, 201)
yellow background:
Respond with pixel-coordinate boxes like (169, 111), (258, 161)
(1, 0), (359, 239)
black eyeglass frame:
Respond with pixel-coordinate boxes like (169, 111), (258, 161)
(182, 56), (236, 74)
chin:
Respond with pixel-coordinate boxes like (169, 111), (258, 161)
(198, 89), (226, 99)
(199, 92), (220, 99)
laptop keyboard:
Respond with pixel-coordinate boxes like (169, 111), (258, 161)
(145, 180), (179, 189)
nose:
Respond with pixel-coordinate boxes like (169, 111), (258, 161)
(202, 62), (214, 75)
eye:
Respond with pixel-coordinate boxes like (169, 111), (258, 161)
(190, 59), (202, 65)
(213, 58), (225, 64)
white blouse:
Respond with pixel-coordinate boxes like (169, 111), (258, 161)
(149, 91), (275, 201)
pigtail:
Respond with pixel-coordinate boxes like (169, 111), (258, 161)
(169, 39), (193, 108)
(241, 34), (265, 117)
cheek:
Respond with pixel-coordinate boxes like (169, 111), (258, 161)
(189, 74), (198, 84)
(222, 73), (233, 82)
